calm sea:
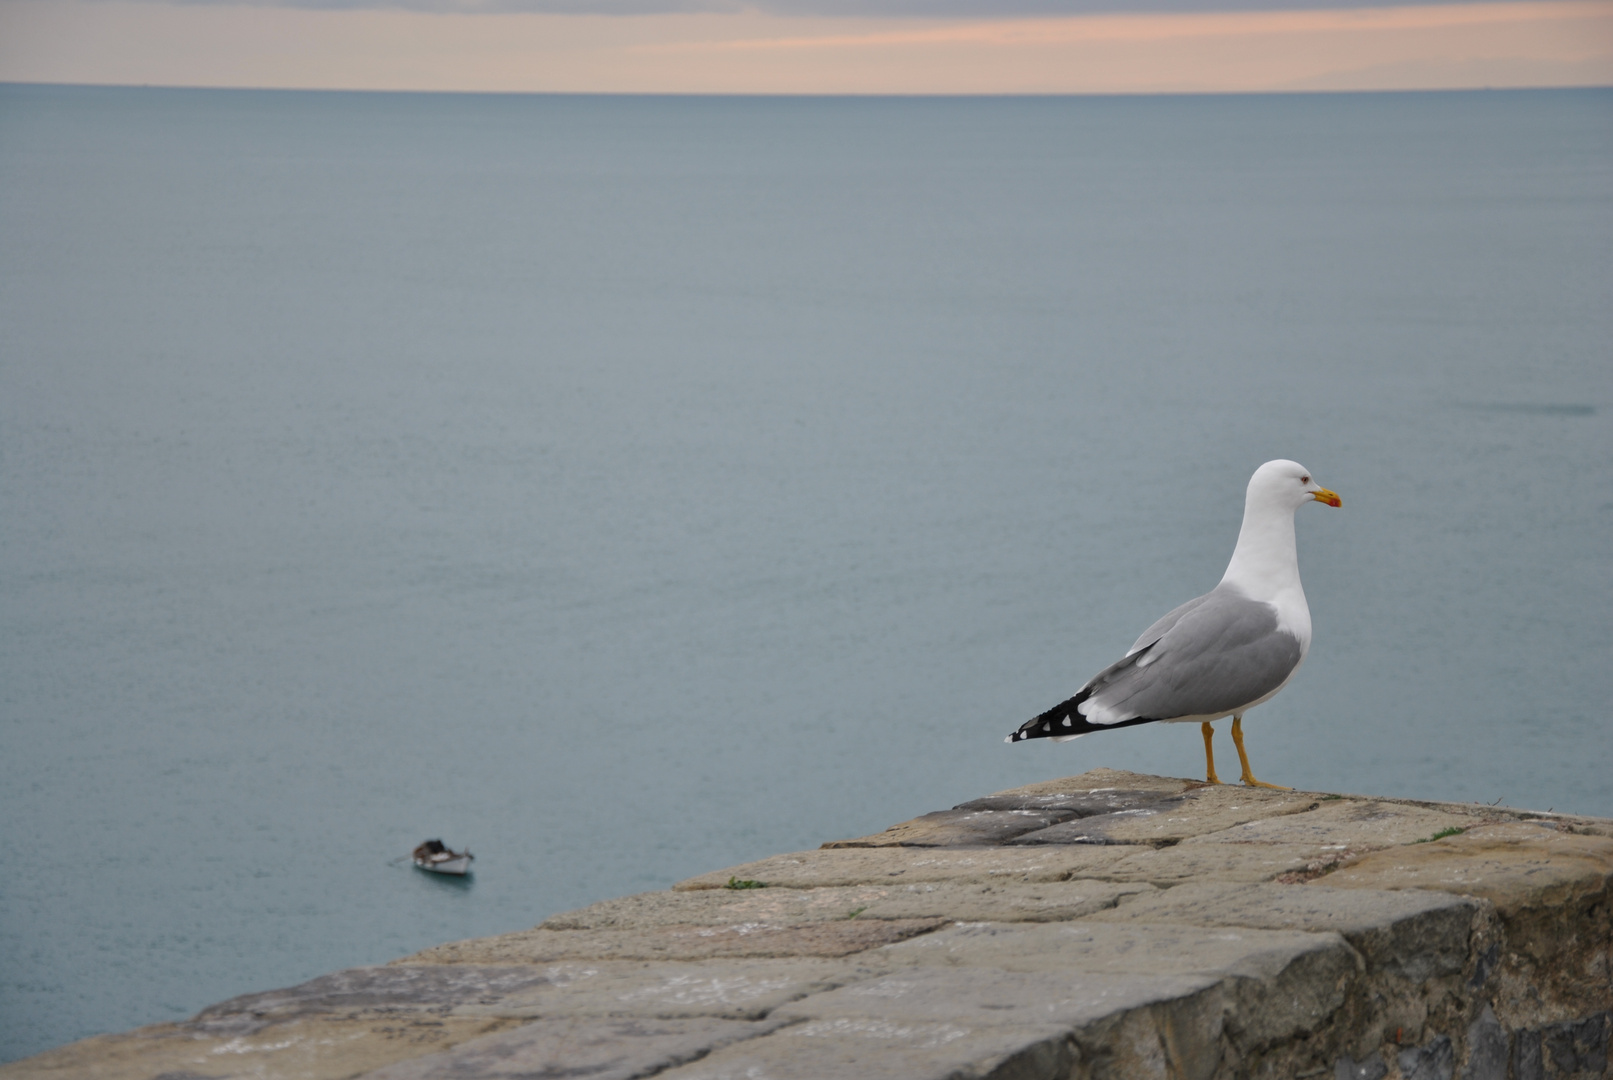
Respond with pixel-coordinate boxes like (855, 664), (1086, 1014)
(1, 85), (1609, 1063)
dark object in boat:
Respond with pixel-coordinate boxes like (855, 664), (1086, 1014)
(412, 839), (474, 875)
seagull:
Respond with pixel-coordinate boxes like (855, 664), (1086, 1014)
(1006, 459), (1341, 788)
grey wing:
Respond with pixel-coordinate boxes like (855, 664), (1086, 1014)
(1083, 587), (1303, 724)
(1127, 593), (1213, 656)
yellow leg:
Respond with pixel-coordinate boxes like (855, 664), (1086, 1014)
(1231, 715), (1291, 790)
(1201, 722), (1221, 784)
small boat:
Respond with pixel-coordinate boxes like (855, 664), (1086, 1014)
(412, 839), (474, 876)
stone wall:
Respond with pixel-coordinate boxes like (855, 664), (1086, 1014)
(6, 768), (1610, 1079)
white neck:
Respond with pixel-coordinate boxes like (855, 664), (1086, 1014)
(1219, 498), (1302, 601)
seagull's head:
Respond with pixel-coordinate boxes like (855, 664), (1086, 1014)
(1249, 459), (1342, 511)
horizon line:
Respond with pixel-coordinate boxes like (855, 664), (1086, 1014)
(6, 79), (1610, 96)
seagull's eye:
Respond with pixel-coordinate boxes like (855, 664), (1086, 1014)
(1300, 475), (1310, 483)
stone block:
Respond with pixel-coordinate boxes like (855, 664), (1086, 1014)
(1006, 809), (1182, 847)
(356, 1015), (783, 1080)
(1335, 1050), (1389, 1079)
(1551, 815), (1613, 840)
(1461, 1004), (1509, 1080)
(1513, 1026), (1544, 1079)
(653, 1017), (1078, 1080)
(1319, 823), (1613, 916)
(1086, 882), (1479, 981)
(987, 768), (1195, 799)
(1101, 841), (1323, 884)
(772, 965), (1220, 1028)
(1180, 799), (1481, 851)
(401, 918), (947, 964)
(0, 1015), (515, 1080)
(0, 965), (574, 1080)
(823, 807), (1083, 847)
(542, 879), (1153, 930)
(1012, 786), (1325, 847)
(873, 919), (1358, 1047)
(876, 919), (1344, 980)
(857, 879), (1157, 923)
(1523, 1012), (1610, 1078)
(953, 789), (1182, 817)
(1321, 824), (1612, 1027)
(672, 845), (1133, 891)
(449, 958), (869, 1021)
(768, 967), (1228, 1080)
(542, 885), (898, 929)
(1398, 1034), (1454, 1080)
(191, 963), (559, 1032)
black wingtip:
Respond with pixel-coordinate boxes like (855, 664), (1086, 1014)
(1007, 715), (1066, 744)
(1008, 707), (1161, 745)
(1008, 685), (1154, 745)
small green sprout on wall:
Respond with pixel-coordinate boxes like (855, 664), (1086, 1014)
(1414, 827), (1466, 844)
(725, 877), (766, 889)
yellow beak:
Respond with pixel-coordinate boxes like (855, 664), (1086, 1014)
(1312, 487), (1342, 507)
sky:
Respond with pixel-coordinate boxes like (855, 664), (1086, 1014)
(0, 0), (1611, 94)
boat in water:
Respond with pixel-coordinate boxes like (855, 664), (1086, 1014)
(412, 839), (474, 876)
